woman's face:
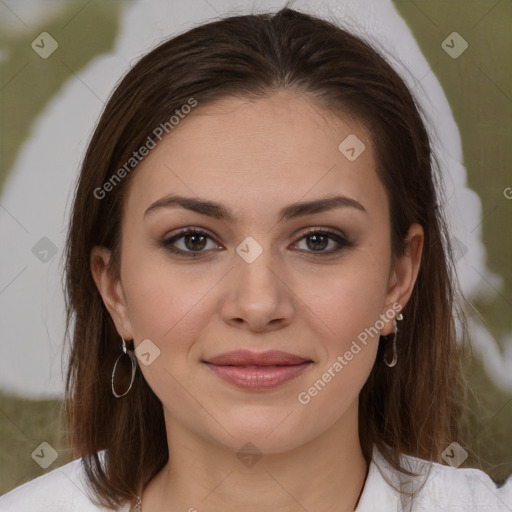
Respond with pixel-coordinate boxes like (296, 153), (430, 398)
(93, 90), (422, 454)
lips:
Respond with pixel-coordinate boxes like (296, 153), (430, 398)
(203, 349), (311, 367)
(202, 350), (313, 390)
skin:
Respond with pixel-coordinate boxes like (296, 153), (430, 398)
(91, 90), (423, 512)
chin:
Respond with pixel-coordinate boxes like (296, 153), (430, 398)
(207, 413), (315, 455)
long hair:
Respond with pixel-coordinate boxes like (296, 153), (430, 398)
(63, 6), (469, 508)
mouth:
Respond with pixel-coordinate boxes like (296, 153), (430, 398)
(202, 350), (313, 390)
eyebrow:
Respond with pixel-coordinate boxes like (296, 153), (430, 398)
(143, 194), (367, 222)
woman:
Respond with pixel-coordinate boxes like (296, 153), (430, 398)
(1, 6), (511, 512)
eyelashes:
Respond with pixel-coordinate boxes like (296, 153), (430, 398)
(160, 227), (353, 258)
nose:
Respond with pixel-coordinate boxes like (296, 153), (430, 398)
(220, 244), (296, 333)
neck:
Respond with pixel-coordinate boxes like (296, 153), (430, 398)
(141, 401), (369, 512)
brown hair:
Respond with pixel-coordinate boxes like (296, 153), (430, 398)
(63, 6), (469, 508)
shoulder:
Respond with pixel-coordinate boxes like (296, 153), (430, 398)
(403, 451), (512, 511)
(357, 445), (512, 511)
(0, 455), (130, 512)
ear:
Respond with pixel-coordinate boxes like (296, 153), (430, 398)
(90, 246), (134, 340)
(380, 223), (424, 336)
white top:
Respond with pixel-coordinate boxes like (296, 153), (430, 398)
(1, 445), (511, 511)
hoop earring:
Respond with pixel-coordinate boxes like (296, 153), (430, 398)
(384, 313), (403, 368)
(111, 337), (137, 398)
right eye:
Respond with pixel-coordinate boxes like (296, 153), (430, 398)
(160, 228), (223, 257)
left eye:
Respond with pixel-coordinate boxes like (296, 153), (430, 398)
(293, 230), (349, 254)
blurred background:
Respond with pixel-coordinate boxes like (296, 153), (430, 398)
(0, 0), (510, 495)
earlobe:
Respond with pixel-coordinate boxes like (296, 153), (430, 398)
(90, 246), (133, 340)
(381, 223), (424, 335)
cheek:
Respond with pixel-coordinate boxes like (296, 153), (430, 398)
(121, 243), (215, 338)
(297, 260), (390, 344)
(293, 255), (389, 397)
(295, 266), (387, 410)
(121, 254), (216, 409)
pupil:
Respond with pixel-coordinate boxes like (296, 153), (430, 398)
(307, 234), (327, 251)
(186, 234), (206, 251)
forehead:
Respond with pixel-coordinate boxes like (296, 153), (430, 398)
(123, 90), (387, 224)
